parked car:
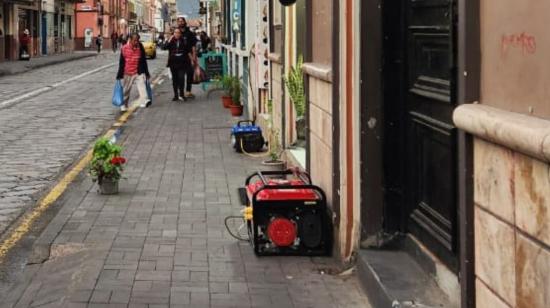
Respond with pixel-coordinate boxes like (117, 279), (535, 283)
(140, 32), (157, 59)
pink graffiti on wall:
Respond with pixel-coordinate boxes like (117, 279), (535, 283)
(501, 32), (537, 57)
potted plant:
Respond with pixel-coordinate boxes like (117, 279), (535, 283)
(262, 128), (285, 172)
(284, 55), (306, 141)
(217, 75), (235, 108)
(88, 137), (127, 195)
(262, 99), (285, 171)
(229, 77), (243, 116)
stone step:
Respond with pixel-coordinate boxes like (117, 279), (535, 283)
(357, 249), (455, 308)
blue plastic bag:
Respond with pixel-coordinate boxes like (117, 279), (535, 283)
(146, 80), (153, 106)
(112, 79), (124, 107)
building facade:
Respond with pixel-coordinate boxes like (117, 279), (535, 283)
(220, 0), (550, 307)
(75, 0), (128, 50)
(41, 0), (76, 55)
(0, 0), (79, 62)
(0, 0), (41, 61)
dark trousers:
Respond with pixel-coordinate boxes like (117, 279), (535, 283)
(170, 67), (187, 97)
(19, 45), (29, 58)
(185, 67), (193, 92)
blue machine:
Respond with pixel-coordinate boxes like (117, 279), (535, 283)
(231, 121), (265, 153)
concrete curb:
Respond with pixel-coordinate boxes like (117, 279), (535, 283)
(0, 53), (97, 77)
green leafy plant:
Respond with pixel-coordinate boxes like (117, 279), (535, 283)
(88, 137), (127, 183)
(216, 74), (235, 97)
(231, 77), (242, 105)
(284, 55), (305, 118)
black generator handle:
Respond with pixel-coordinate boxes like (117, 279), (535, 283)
(251, 183), (327, 205)
(237, 120), (255, 127)
(244, 169), (325, 204)
(245, 168), (312, 186)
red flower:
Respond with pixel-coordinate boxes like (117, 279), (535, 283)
(111, 157), (127, 165)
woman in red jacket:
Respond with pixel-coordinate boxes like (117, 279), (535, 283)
(116, 33), (151, 112)
(19, 29), (30, 60)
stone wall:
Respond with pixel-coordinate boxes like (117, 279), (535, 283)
(455, 104), (550, 308)
(474, 138), (549, 308)
(480, 0), (550, 118)
(307, 75), (333, 208)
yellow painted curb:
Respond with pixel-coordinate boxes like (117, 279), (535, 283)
(0, 73), (165, 260)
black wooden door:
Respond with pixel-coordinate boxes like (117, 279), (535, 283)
(404, 0), (458, 270)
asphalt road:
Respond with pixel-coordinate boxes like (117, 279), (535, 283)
(0, 51), (168, 237)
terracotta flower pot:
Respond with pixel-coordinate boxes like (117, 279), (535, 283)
(230, 104), (243, 116)
(222, 96), (233, 108)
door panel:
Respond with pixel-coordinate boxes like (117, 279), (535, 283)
(405, 0), (458, 270)
(408, 112), (456, 251)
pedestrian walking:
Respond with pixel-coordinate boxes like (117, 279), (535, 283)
(95, 34), (103, 53)
(19, 29), (31, 60)
(166, 28), (193, 101)
(157, 32), (165, 49)
(177, 17), (198, 99)
(199, 31), (212, 56)
(111, 31), (118, 52)
(116, 33), (151, 112)
(118, 33), (127, 46)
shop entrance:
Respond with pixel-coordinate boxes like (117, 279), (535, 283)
(362, 0), (459, 271)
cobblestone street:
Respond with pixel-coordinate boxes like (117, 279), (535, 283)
(0, 77), (371, 307)
(0, 52), (167, 236)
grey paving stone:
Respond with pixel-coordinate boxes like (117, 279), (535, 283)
(90, 290), (111, 303)
(106, 290), (130, 304)
(189, 292), (210, 306)
(135, 270), (172, 281)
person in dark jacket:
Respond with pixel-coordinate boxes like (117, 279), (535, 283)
(177, 17), (198, 98)
(166, 28), (193, 101)
(199, 31), (211, 55)
(116, 33), (151, 112)
(111, 31), (118, 52)
(95, 34), (103, 53)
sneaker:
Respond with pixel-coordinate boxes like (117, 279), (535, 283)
(120, 105), (128, 112)
(146, 101), (152, 108)
(179, 96), (186, 101)
(185, 92), (195, 98)
(172, 96), (179, 101)
(140, 103), (147, 108)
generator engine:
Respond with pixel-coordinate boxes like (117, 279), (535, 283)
(231, 121), (265, 153)
(244, 170), (332, 256)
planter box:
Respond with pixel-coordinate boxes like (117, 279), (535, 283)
(99, 178), (119, 195)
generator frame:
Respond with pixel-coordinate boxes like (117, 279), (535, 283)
(244, 170), (333, 256)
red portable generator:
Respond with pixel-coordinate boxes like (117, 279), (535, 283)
(244, 169), (332, 256)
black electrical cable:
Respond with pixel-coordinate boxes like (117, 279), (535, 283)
(224, 216), (250, 242)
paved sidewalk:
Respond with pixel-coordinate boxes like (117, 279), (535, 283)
(1, 78), (371, 308)
(0, 53), (166, 239)
(0, 52), (97, 77)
